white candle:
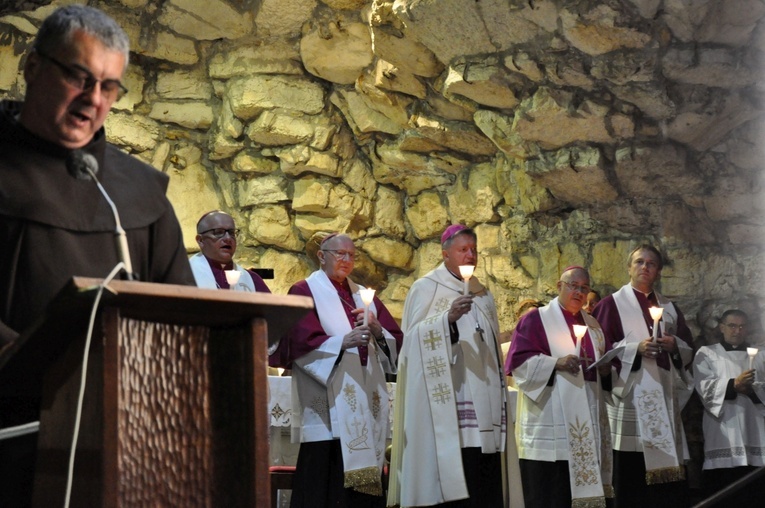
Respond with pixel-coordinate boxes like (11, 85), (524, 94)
(359, 288), (376, 327)
(459, 265), (475, 295)
(649, 307), (664, 342)
(748, 347), (758, 371)
(224, 270), (241, 290)
(573, 325), (588, 357)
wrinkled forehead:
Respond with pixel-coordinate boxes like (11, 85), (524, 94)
(324, 234), (355, 252)
(561, 268), (589, 284)
(199, 213), (234, 231)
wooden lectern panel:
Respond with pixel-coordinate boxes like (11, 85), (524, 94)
(113, 318), (214, 505)
(7, 278), (312, 507)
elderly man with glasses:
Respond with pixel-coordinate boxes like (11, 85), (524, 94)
(592, 244), (694, 508)
(189, 210), (270, 292)
(0, 5), (194, 506)
(271, 232), (403, 508)
(693, 309), (765, 503)
(506, 266), (613, 508)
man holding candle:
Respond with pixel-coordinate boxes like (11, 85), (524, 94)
(273, 232), (403, 508)
(592, 244), (694, 508)
(388, 225), (512, 507)
(693, 309), (765, 503)
(189, 210), (270, 292)
(506, 266), (613, 507)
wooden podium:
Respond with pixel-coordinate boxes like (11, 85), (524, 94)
(0, 277), (312, 507)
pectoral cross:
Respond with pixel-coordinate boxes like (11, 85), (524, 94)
(581, 345), (594, 368)
(474, 321), (485, 342)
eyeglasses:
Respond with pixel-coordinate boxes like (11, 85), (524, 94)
(37, 51), (128, 101)
(322, 249), (355, 261)
(200, 228), (239, 239)
(723, 323), (747, 331)
(561, 281), (591, 295)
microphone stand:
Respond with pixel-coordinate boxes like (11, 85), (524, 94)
(81, 165), (135, 281)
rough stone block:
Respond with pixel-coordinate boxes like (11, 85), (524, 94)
(405, 192), (449, 241)
(300, 21), (373, 85)
(526, 147), (618, 205)
(228, 75), (325, 119)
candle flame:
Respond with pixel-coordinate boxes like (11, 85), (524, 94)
(573, 325), (588, 339)
(225, 270), (241, 286)
(359, 288), (376, 305)
(458, 265), (475, 280)
(649, 306), (663, 321)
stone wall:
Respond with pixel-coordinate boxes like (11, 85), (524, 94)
(1, 0), (763, 344)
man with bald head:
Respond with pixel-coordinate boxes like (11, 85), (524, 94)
(273, 233), (402, 508)
(189, 210), (270, 292)
(592, 244), (694, 508)
(506, 266), (613, 507)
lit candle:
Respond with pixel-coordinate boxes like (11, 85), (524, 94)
(573, 325), (588, 357)
(359, 288), (376, 327)
(649, 307), (664, 342)
(748, 347), (758, 371)
(225, 270), (241, 290)
(459, 265), (475, 295)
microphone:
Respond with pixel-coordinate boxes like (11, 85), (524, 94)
(66, 150), (135, 280)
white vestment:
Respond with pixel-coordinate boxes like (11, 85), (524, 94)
(387, 263), (510, 507)
(290, 270), (399, 495)
(188, 252), (257, 291)
(512, 299), (612, 507)
(694, 344), (765, 470)
(608, 284), (693, 483)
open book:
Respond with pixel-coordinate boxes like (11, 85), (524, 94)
(586, 344), (626, 371)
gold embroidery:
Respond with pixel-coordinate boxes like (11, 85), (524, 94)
(572, 496), (606, 508)
(568, 416), (600, 487)
(423, 329), (443, 351)
(435, 297), (450, 313)
(645, 465), (685, 485)
(346, 415), (370, 451)
(343, 383), (358, 412)
(371, 391), (381, 419)
(344, 465), (383, 496)
(431, 382), (452, 404)
(426, 356), (447, 377)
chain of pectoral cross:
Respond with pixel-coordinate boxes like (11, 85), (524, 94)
(576, 329), (594, 368)
(450, 284), (485, 342)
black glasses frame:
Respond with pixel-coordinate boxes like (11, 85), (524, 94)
(199, 228), (240, 239)
(37, 50), (128, 100)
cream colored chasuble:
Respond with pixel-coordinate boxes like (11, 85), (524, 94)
(307, 270), (389, 495)
(539, 299), (607, 508)
(612, 285), (687, 484)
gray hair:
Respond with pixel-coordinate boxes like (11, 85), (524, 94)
(33, 5), (130, 67)
(442, 228), (476, 250)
